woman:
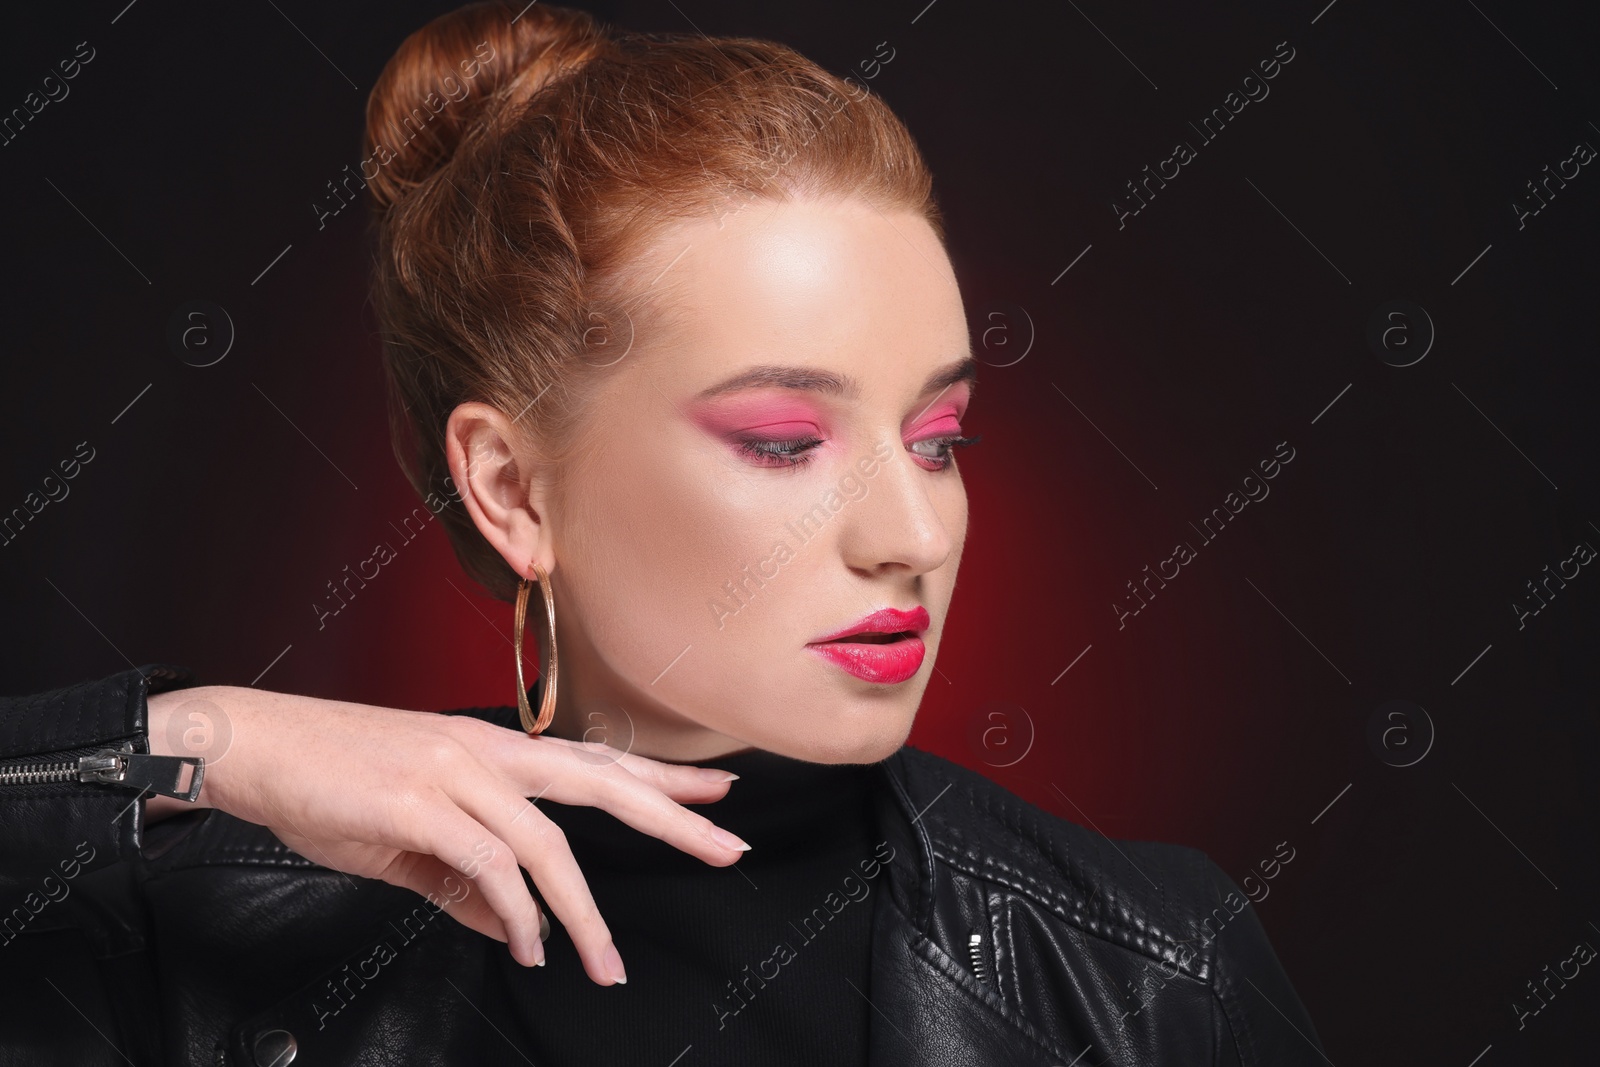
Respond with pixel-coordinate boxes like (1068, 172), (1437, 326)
(0, 2), (1325, 1063)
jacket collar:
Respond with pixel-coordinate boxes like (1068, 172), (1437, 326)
(868, 747), (1106, 1066)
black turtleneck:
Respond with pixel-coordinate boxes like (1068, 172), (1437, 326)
(475, 742), (886, 1065)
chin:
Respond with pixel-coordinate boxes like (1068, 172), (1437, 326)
(754, 702), (919, 766)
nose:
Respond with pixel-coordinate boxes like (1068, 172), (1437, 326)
(835, 440), (955, 578)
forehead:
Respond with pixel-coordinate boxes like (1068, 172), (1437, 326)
(630, 197), (967, 388)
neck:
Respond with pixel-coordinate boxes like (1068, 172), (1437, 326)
(533, 657), (756, 765)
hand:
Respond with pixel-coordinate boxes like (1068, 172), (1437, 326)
(144, 685), (747, 985)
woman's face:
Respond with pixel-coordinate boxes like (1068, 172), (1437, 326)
(540, 196), (973, 765)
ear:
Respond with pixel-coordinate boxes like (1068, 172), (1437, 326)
(445, 401), (554, 580)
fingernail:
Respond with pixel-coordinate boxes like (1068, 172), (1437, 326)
(696, 768), (739, 783)
(709, 825), (752, 852)
(603, 941), (627, 984)
(539, 911), (551, 942)
(531, 938), (546, 967)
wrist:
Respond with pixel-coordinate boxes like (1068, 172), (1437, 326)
(147, 684), (235, 814)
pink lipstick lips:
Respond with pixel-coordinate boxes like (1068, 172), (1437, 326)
(806, 606), (930, 684)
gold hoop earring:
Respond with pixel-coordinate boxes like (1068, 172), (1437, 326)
(513, 560), (557, 736)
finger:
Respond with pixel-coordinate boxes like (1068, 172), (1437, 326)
(398, 795), (547, 968)
(525, 733), (738, 801)
(612, 749), (742, 801)
(380, 850), (516, 951)
(446, 779), (625, 987)
(526, 753), (750, 868)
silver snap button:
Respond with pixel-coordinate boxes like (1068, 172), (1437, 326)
(253, 1028), (298, 1067)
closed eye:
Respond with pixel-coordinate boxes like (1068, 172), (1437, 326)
(909, 433), (982, 471)
(735, 435), (824, 468)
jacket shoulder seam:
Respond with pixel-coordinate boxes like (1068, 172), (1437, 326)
(897, 747), (1215, 977)
(929, 842), (1200, 974)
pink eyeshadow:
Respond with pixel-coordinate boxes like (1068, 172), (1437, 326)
(691, 396), (826, 438)
(905, 399), (966, 439)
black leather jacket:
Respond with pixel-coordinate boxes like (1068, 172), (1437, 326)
(0, 665), (1327, 1065)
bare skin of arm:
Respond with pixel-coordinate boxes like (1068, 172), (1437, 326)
(140, 686), (747, 985)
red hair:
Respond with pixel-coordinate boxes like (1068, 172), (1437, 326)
(365, 1), (943, 600)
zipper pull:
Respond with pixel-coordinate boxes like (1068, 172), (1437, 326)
(968, 932), (988, 982)
(79, 742), (204, 802)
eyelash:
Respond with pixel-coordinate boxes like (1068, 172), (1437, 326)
(735, 434), (983, 471)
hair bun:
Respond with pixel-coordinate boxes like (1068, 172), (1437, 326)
(363, 1), (607, 217)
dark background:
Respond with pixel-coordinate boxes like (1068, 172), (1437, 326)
(3, 0), (1596, 1060)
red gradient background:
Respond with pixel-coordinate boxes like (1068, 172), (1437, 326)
(3, 0), (1598, 1059)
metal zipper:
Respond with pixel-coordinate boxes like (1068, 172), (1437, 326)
(0, 740), (203, 801)
(968, 931), (988, 982)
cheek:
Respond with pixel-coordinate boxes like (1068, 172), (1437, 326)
(556, 426), (809, 676)
(922, 477), (968, 621)
(937, 475), (970, 560)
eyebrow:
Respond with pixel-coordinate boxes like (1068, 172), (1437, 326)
(694, 355), (979, 404)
